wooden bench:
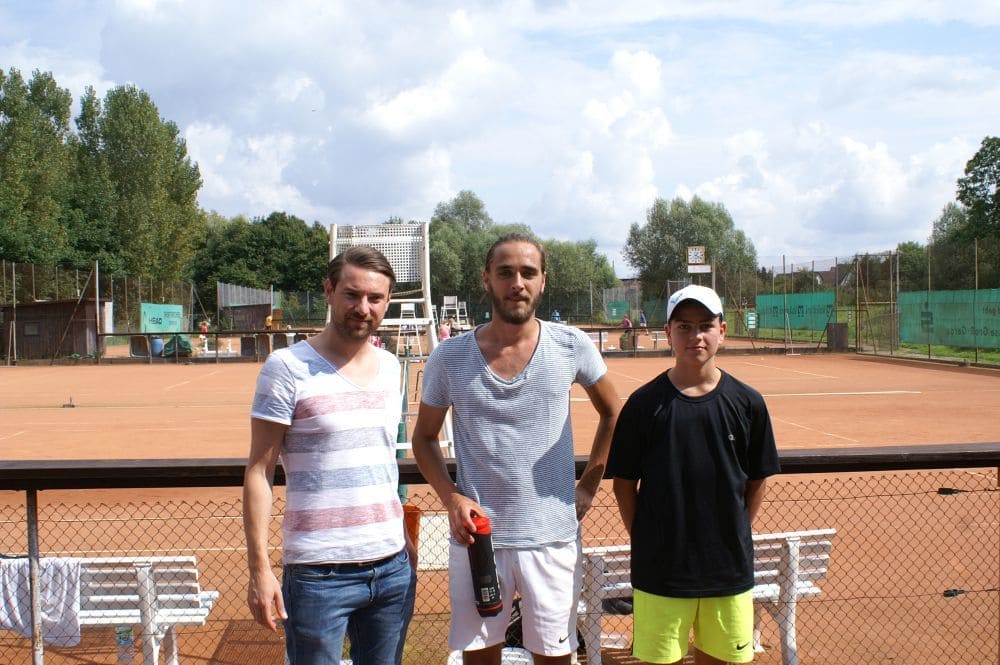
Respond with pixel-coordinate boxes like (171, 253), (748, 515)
(580, 529), (836, 665)
(78, 556), (219, 665)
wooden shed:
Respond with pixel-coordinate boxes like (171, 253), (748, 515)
(1, 298), (111, 361)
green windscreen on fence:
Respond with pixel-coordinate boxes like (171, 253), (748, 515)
(899, 289), (1000, 348)
(606, 300), (628, 319)
(755, 292), (835, 331)
(140, 303), (184, 333)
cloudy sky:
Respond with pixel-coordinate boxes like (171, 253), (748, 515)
(2, 1), (998, 274)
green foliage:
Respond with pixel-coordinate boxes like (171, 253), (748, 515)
(188, 211), (329, 312)
(63, 87), (122, 270)
(0, 68), (203, 280)
(428, 191), (497, 309)
(956, 136), (1000, 239)
(100, 85), (203, 279)
(896, 241), (927, 292)
(427, 191), (617, 322)
(431, 190), (493, 231)
(543, 237), (617, 318)
(623, 196), (758, 299)
(926, 202), (976, 289)
(0, 68), (73, 263)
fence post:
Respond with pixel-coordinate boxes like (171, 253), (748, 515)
(26, 489), (44, 665)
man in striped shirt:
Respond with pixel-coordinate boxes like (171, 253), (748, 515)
(412, 233), (620, 665)
(243, 246), (417, 665)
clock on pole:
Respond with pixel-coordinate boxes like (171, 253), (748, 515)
(687, 246), (711, 273)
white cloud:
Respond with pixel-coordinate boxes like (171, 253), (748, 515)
(611, 49), (663, 99)
(4, 1), (999, 274)
(366, 48), (511, 137)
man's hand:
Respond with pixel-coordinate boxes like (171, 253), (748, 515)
(575, 483), (596, 520)
(446, 493), (488, 545)
(247, 569), (287, 631)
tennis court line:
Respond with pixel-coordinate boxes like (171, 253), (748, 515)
(164, 368), (225, 391)
(772, 417), (860, 443)
(764, 390), (921, 397)
(736, 361), (838, 379)
(606, 368), (653, 385)
(572, 390), (921, 402)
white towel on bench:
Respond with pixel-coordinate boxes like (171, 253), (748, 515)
(0, 557), (82, 647)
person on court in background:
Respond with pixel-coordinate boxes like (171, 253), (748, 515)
(243, 245), (417, 665)
(608, 285), (780, 665)
(620, 312), (633, 350)
(638, 308), (648, 334)
(439, 317), (452, 342)
(411, 232), (620, 665)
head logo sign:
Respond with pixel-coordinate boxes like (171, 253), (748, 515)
(140, 303), (184, 333)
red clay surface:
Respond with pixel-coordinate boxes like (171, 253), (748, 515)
(1, 351), (997, 664)
(3, 352), (999, 462)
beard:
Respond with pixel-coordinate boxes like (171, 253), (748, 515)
(487, 287), (540, 325)
(331, 315), (378, 340)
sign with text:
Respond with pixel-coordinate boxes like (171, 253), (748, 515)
(899, 289), (1000, 349)
(140, 303), (184, 333)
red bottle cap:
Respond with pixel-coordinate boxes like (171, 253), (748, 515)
(471, 515), (491, 535)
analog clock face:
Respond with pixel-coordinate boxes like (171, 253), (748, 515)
(687, 246), (705, 264)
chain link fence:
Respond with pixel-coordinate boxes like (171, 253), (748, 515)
(1, 459), (996, 664)
(4, 238), (1000, 364)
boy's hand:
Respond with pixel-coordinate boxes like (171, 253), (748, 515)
(575, 483), (596, 520)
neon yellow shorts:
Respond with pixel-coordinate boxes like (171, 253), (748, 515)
(632, 588), (754, 664)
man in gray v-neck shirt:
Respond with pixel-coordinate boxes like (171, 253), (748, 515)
(412, 233), (620, 665)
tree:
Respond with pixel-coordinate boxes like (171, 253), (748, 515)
(931, 201), (969, 243)
(63, 86), (121, 270)
(622, 196), (758, 299)
(100, 85), (203, 279)
(543, 238), (617, 320)
(0, 68), (73, 263)
(956, 136), (1000, 239)
(927, 203), (976, 289)
(248, 212), (328, 292)
(426, 190), (621, 322)
(431, 190), (493, 231)
(429, 191), (497, 308)
(188, 211), (329, 313)
(896, 241), (927, 292)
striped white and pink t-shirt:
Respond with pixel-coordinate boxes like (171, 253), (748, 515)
(251, 340), (405, 564)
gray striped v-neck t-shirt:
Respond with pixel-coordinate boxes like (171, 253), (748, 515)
(421, 321), (607, 547)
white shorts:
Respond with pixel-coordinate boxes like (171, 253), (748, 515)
(447, 538), (581, 656)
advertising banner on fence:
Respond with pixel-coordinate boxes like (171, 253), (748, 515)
(756, 292), (835, 331)
(899, 289), (1000, 348)
(140, 303), (184, 333)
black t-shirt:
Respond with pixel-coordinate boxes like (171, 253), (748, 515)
(607, 369), (780, 597)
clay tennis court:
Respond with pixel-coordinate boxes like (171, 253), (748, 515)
(1, 351), (998, 663)
(3, 352), (999, 462)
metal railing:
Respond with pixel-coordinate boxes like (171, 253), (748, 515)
(1, 443), (998, 664)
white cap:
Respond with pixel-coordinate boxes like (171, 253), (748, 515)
(666, 285), (724, 321)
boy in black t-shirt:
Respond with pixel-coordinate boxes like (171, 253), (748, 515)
(607, 285), (780, 665)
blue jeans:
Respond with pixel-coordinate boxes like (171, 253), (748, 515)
(282, 549), (417, 665)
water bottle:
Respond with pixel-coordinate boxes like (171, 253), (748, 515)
(115, 625), (135, 663)
(467, 515), (502, 616)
